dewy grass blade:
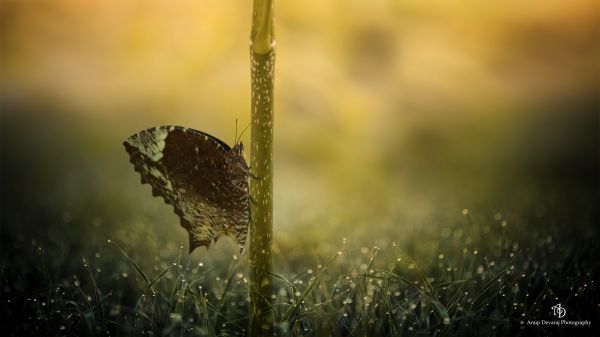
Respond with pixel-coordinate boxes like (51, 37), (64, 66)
(145, 265), (172, 290)
(110, 240), (151, 287)
(283, 252), (340, 321)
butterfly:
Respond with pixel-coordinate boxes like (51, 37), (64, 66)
(123, 126), (250, 253)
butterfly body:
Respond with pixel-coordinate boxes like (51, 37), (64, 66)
(124, 126), (249, 252)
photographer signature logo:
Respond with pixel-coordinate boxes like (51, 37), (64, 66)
(526, 303), (591, 327)
(551, 304), (566, 318)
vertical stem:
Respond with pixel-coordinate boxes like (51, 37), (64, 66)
(249, 0), (275, 335)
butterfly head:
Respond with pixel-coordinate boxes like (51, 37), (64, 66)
(232, 142), (245, 157)
(230, 142), (249, 175)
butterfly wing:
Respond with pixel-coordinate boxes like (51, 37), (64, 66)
(124, 126), (249, 252)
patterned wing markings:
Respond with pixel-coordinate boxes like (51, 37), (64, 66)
(124, 126), (250, 252)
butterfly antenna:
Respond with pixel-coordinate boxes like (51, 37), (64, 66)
(234, 118), (239, 145)
(236, 122), (251, 144)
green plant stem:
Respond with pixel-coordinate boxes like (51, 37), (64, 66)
(249, 0), (275, 335)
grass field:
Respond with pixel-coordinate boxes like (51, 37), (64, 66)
(1, 192), (598, 336)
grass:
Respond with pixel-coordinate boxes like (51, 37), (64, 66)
(1, 205), (597, 337)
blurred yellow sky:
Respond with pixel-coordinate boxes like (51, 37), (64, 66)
(1, 0), (596, 118)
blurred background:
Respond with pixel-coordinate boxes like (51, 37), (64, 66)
(1, 0), (598, 275)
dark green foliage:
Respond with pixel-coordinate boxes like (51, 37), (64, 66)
(1, 204), (598, 336)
